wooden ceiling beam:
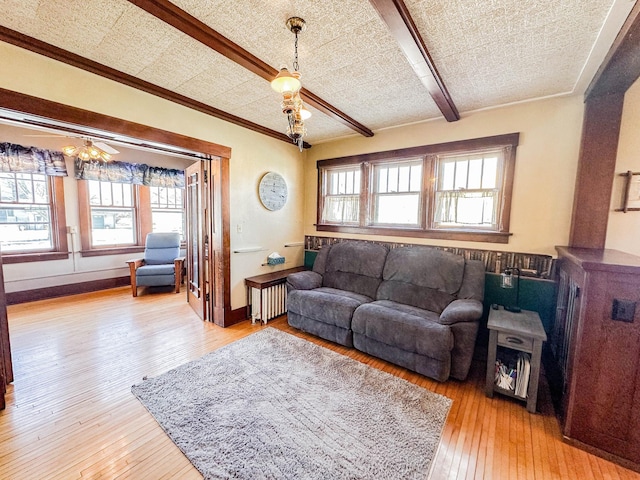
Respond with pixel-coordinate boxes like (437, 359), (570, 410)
(127, 0), (374, 137)
(368, 0), (459, 122)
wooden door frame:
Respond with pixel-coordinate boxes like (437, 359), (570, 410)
(0, 88), (235, 326)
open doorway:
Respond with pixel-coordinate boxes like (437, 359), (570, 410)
(0, 90), (233, 384)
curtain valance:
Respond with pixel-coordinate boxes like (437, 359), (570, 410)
(0, 142), (68, 176)
(74, 158), (185, 188)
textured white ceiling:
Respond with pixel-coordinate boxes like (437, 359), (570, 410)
(0, 0), (633, 145)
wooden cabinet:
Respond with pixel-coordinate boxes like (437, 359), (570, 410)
(552, 246), (640, 468)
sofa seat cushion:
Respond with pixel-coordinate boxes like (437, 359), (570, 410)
(352, 300), (454, 360)
(288, 288), (373, 330)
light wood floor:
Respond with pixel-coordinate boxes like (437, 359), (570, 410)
(1, 287), (638, 479)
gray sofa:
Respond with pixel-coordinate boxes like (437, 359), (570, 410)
(287, 241), (485, 381)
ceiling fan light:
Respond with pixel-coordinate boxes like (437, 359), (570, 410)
(100, 151), (112, 161)
(79, 150), (91, 161)
(62, 145), (77, 156)
(271, 67), (301, 94)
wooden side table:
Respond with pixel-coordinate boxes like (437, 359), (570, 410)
(485, 306), (547, 413)
(245, 266), (305, 324)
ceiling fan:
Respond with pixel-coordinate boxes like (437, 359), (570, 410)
(62, 139), (119, 161)
(22, 132), (119, 161)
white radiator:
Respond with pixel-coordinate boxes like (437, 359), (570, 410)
(250, 283), (288, 324)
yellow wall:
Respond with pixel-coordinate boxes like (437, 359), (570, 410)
(606, 77), (640, 256)
(305, 96), (585, 256)
(0, 42), (305, 310)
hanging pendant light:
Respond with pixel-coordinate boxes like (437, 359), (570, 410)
(271, 17), (310, 152)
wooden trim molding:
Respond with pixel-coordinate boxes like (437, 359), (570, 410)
(0, 26), (296, 147)
(316, 224), (512, 244)
(317, 133), (520, 168)
(0, 87), (232, 159)
(5, 277), (131, 305)
(585, 2), (640, 100)
(368, 0), (459, 122)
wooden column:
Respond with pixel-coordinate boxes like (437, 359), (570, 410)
(568, 92), (625, 248)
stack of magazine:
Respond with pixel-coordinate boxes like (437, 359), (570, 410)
(515, 352), (531, 399)
(494, 352), (531, 399)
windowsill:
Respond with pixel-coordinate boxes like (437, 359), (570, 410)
(80, 246), (145, 257)
(316, 224), (512, 243)
(1, 251), (70, 264)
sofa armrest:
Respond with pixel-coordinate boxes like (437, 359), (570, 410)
(287, 271), (322, 291)
(439, 299), (484, 325)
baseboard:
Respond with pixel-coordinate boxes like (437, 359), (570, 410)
(226, 307), (248, 326)
(562, 436), (640, 473)
(6, 276), (131, 305)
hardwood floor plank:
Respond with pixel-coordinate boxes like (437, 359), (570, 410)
(0, 287), (638, 479)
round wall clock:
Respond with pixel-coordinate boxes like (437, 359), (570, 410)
(258, 172), (288, 211)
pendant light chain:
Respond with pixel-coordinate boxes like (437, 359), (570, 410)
(293, 32), (300, 72)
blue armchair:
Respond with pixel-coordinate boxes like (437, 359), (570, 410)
(126, 232), (185, 297)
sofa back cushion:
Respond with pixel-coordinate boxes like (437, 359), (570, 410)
(377, 247), (467, 313)
(322, 241), (389, 299)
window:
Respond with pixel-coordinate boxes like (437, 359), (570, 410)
(88, 180), (136, 247)
(78, 180), (185, 256)
(320, 166), (360, 224)
(372, 159), (422, 226)
(0, 172), (68, 261)
(151, 186), (184, 239)
(317, 134), (519, 243)
(433, 151), (502, 230)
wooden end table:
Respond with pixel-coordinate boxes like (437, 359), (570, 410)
(485, 306), (547, 413)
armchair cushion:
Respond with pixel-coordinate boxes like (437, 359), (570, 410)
(144, 232), (181, 265)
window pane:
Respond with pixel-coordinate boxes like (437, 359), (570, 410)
(322, 195), (359, 223)
(374, 194), (420, 225)
(0, 173), (54, 253)
(482, 157), (498, 189)
(454, 161), (468, 190)
(153, 211), (184, 237)
(398, 166), (410, 192)
(378, 168), (388, 193)
(0, 177), (16, 202)
(388, 167), (398, 192)
(112, 183), (124, 207)
(89, 180), (101, 205)
(91, 208), (135, 246)
(441, 162), (455, 190)
(410, 164), (422, 191)
(468, 159), (483, 189)
(0, 172), (54, 252)
(151, 187), (185, 240)
(34, 180), (48, 203)
(345, 171), (354, 195)
(17, 178), (33, 202)
(100, 182), (112, 206)
(434, 191), (497, 228)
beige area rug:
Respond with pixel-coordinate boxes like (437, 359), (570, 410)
(132, 328), (451, 480)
